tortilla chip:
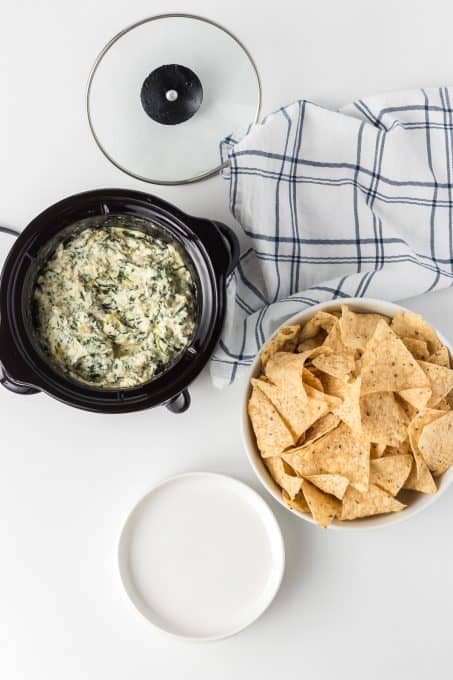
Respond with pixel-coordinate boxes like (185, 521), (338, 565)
(371, 443), (387, 459)
(299, 311), (337, 341)
(339, 305), (389, 352)
(248, 385), (295, 458)
(303, 413), (341, 447)
(405, 409), (443, 493)
(323, 321), (349, 354)
(302, 368), (324, 392)
(264, 351), (307, 393)
(332, 376), (362, 438)
(398, 387), (432, 411)
(340, 483), (406, 520)
(418, 411), (453, 475)
(318, 374), (346, 399)
(297, 333), (325, 353)
(304, 384), (342, 410)
(251, 377), (322, 440)
(385, 439), (410, 456)
(282, 446), (320, 477)
(391, 310), (442, 354)
(305, 473), (349, 500)
(265, 346), (330, 391)
(260, 325), (300, 367)
(282, 490), (309, 514)
(404, 451), (436, 494)
(311, 352), (355, 379)
(360, 320), (429, 394)
(301, 479), (340, 527)
(408, 409), (445, 451)
(261, 351), (337, 440)
(436, 399), (451, 411)
(370, 455), (412, 495)
(302, 398), (331, 439)
(311, 422), (370, 493)
(401, 337), (430, 360)
(418, 361), (453, 408)
(360, 392), (409, 446)
(266, 457), (303, 499)
(396, 396), (418, 421)
(427, 346), (450, 368)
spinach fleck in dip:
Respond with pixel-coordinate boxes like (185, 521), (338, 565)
(33, 226), (196, 388)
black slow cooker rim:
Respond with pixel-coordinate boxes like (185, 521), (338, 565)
(0, 189), (230, 413)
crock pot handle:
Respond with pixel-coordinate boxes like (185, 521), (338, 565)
(0, 225), (21, 238)
(0, 225), (40, 396)
(212, 221), (240, 276)
(165, 389), (191, 414)
(0, 373), (40, 395)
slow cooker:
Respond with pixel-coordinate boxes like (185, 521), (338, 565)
(0, 189), (239, 414)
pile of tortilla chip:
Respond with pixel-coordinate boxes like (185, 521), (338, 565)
(248, 305), (453, 527)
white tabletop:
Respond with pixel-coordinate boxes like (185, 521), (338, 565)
(1, 1), (453, 678)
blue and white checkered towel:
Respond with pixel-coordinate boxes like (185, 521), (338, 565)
(210, 87), (453, 387)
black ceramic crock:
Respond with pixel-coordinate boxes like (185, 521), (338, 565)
(0, 189), (239, 414)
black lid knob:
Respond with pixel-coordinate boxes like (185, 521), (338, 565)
(140, 64), (203, 125)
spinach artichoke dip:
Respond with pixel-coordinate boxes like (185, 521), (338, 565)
(33, 226), (196, 388)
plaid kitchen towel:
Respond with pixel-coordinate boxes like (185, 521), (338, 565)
(210, 87), (453, 387)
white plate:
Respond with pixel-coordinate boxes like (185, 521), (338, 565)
(118, 473), (285, 640)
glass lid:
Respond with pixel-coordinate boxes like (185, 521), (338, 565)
(87, 14), (262, 185)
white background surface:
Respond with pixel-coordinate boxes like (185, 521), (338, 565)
(1, 1), (453, 678)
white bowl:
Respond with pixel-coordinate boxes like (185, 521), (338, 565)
(241, 297), (453, 530)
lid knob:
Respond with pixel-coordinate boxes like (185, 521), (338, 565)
(140, 64), (203, 125)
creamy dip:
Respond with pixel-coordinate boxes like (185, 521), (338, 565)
(33, 226), (196, 388)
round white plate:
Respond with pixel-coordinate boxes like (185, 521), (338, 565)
(118, 473), (285, 640)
